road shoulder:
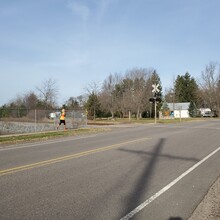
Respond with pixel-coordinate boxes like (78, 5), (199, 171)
(189, 176), (220, 220)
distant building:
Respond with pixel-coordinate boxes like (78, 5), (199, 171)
(166, 102), (190, 118)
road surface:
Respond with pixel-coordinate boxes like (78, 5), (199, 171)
(0, 120), (220, 219)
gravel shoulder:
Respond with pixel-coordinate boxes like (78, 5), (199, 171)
(189, 176), (220, 220)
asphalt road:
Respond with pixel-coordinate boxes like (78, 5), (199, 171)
(0, 120), (220, 220)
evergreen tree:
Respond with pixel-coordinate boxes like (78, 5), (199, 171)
(188, 101), (198, 117)
(174, 72), (199, 117)
(84, 92), (101, 120)
(174, 72), (199, 103)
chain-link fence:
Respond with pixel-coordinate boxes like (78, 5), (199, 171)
(0, 109), (87, 135)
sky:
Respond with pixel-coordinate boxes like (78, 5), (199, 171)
(1, 0), (220, 106)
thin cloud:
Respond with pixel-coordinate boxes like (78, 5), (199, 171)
(67, 1), (90, 21)
(94, 0), (119, 23)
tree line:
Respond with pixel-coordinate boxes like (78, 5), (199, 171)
(1, 62), (220, 119)
(165, 62), (220, 117)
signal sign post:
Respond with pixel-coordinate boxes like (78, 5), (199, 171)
(152, 84), (160, 124)
(152, 84), (159, 94)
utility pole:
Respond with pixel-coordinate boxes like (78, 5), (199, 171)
(154, 97), (157, 124)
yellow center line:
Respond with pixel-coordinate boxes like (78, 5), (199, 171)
(0, 137), (151, 176)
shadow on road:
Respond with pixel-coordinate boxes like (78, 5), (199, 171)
(118, 138), (199, 219)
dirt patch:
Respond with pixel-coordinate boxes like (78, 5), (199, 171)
(189, 176), (220, 220)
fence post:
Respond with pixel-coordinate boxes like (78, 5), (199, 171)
(35, 109), (37, 132)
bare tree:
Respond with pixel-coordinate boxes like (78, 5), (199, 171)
(100, 73), (122, 118)
(98, 68), (158, 119)
(10, 94), (24, 107)
(85, 82), (101, 96)
(36, 78), (59, 109)
(124, 68), (151, 119)
(77, 95), (85, 107)
(199, 62), (220, 115)
(164, 87), (175, 103)
(65, 97), (80, 109)
(23, 91), (39, 109)
(84, 82), (101, 120)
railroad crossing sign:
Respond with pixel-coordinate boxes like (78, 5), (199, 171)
(152, 84), (160, 93)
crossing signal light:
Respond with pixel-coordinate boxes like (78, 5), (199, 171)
(149, 98), (155, 103)
(149, 97), (162, 103)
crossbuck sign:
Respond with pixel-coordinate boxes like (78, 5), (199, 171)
(152, 84), (159, 93)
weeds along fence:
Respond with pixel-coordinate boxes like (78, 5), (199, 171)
(0, 109), (87, 135)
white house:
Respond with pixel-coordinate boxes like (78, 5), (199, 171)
(167, 102), (190, 118)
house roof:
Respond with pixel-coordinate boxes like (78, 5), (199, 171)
(167, 102), (190, 111)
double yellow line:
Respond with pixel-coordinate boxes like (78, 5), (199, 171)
(0, 137), (151, 176)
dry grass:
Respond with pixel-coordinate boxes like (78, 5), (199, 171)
(0, 127), (111, 145)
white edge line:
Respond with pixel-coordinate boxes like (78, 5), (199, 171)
(120, 146), (220, 220)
